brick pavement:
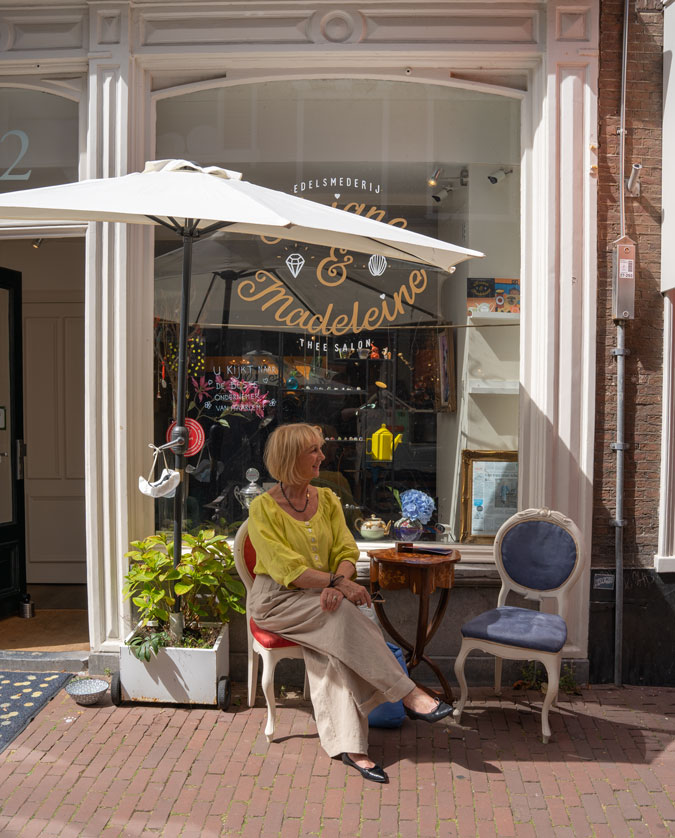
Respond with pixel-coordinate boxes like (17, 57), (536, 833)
(0, 683), (673, 837)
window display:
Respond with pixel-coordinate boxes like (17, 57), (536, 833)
(153, 309), (445, 535)
(154, 78), (521, 539)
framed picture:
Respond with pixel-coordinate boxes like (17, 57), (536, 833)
(460, 450), (518, 543)
(0, 406), (5, 431)
(437, 327), (456, 412)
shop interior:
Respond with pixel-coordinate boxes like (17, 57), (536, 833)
(152, 77), (522, 541)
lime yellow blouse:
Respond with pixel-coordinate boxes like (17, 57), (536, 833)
(247, 488), (360, 588)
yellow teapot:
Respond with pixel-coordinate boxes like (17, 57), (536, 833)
(366, 424), (402, 461)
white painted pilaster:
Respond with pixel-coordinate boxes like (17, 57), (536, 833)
(520, 1), (599, 655)
(84, 1), (154, 650)
(657, 2), (675, 573)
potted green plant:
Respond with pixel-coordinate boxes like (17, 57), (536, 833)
(111, 529), (245, 710)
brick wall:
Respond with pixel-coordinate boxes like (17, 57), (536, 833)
(594, 0), (663, 568)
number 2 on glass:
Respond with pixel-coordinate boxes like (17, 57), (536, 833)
(0, 130), (31, 181)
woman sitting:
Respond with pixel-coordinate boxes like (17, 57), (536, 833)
(247, 422), (453, 784)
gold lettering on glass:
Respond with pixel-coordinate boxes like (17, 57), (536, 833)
(317, 248), (354, 287)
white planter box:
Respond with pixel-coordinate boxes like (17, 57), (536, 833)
(114, 623), (230, 708)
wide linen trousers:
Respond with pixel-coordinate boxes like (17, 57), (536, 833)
(248, 573), (415, 757)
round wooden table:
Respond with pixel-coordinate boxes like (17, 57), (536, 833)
(367, 546), (461, 701)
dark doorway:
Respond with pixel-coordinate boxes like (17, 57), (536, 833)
(0, 267), (25, 619)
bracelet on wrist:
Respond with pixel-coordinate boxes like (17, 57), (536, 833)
(326, 573), (344, 588)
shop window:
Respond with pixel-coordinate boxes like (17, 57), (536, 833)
(154, 79), (520, 541)
(0, 88), (78, 192)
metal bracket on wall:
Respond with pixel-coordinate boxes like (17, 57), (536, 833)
(611, 519), (627, 527)
(610, 442), (629, 451)
(611, 347), (631, 357)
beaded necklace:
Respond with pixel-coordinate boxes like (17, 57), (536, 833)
(280, 483), (310, 514)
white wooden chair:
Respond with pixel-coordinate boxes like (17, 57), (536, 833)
(453, 508), (585, 743)
(233, 520), (309, 742)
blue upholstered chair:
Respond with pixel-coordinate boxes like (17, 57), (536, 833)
(453, 508), (584, 743)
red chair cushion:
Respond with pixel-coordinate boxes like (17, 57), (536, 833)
(244, 535), (257, 578)
(245, 533), (298, 649)
(250, 617), (298, 649)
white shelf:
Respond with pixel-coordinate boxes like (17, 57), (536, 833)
(467, 379), (519, 395)
(467, 312), (520, 325)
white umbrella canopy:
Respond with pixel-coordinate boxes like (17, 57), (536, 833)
(0, 158), (483, 571)
(0, 159), (483, 270)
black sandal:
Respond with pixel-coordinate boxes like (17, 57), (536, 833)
(404, 700), (454, 723)
(341, 753), (389, 784)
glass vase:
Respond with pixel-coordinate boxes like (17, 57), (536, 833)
(393, 517), (424, 542)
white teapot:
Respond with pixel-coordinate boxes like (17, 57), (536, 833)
(354, 514), (391, 540)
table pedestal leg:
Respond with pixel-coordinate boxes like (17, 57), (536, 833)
(372, 585), (453, 702)
(410, 588), (453, 701)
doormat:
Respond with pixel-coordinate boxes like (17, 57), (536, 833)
(0, 672), (71, 754)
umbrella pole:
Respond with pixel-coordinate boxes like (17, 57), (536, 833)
(170, 226), (195, 639)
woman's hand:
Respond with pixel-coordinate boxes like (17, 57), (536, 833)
(320, 586), (345, 612)
(335, 577), (371, 608)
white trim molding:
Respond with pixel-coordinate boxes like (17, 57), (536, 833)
(657, 292), (675, 574)
(655, 555), (675, 573)
(658, 3), (675, 574)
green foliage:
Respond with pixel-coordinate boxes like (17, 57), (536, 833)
(178, 630), (216, 649)
(559, 664), (582, 695)
(514, 661), (582, 695)
(215, 518), (244, 537)
(514, 660), (543, 690)
(123, 532), (176, 626)
(178, 530), (246, 630)
(128, 630), (170, 661)
(123, 528), (246, 657)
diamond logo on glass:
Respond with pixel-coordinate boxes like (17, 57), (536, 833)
(286, 253), (305, 278)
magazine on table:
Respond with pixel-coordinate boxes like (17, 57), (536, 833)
(395, 543), (456, 556)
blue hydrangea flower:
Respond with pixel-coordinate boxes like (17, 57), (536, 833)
(400, 489), (435, 525)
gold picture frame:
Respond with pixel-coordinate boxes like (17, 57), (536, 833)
(459, 450), (518, 543)
(437, 327), (456, 412)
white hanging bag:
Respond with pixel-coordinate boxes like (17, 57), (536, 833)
(138, 446), (180, 498)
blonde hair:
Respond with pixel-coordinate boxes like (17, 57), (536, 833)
(264, 423), (324, 485)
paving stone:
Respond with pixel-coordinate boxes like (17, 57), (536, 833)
(0, 684), (672, 836)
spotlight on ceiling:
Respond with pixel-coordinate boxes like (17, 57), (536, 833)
(427, 167), (443, 187)
(487, 167), (513, 185)
(432, 185), (452, 203)
(32, 238), (43, 249)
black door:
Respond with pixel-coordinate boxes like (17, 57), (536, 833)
(0, 267), (25, 619)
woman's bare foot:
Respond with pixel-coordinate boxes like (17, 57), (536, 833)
(347, 752), (375, 769)
(341, 753), (388, 783)
(402, 686), (441, 714)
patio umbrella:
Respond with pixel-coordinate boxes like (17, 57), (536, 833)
(0, 158), (483, 590)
